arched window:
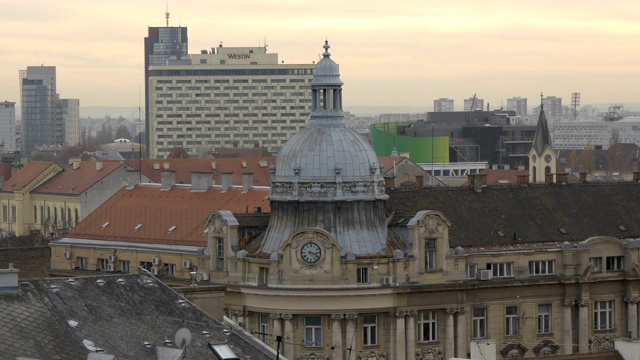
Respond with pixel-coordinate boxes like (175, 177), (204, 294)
(75, 208), (79, 225)
(532, 166), (537, 183)
(545, 166), (551, 174)
(61, 206), (65, 224)
(67, 208), (72, 225)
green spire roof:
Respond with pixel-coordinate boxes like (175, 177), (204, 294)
(532, 105), (552, 155)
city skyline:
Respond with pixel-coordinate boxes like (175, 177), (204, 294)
(1, 0), (639, 111)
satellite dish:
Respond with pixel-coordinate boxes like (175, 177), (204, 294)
(174, 328), (192, 349)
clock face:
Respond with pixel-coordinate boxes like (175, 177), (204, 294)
(544, 154), (552, 163)
(532, 154), (537, 163)
(300, 242), (321, 264)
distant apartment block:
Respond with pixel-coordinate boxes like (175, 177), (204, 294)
(433, 98), (454, 112)
(507, 97), (527, 116)
(61, 99), (80, 146)
(463, 97), (484, 111)
(534, 96), (562, 119)
(148, 45), (315, 159)
(0, 102), (17, 152)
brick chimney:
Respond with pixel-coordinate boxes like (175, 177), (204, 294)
(556, 173), (568, 184)
(633, 172), (640, 182)
(191, 171), (213, 192)
(221, 172), (233, 192)
(242, 173), (254, 193)
(579, 172), (587, 183)
(384, 176), (395, 189)
(517, 174), (529, 185)
(70, 158), (80, 170)
(161, 170), (176, 190)
(415, 175), (424, 188)
(95, 161), (103, 171)
(0, 263), (19, 293)
(545, 173), (554, 184)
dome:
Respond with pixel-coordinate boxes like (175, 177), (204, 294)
(311, 41), (343, 87)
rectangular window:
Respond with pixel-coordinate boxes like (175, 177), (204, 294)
(357, 267), (369, 284)
(606, 256), (624, 271)
(363, 315), (377, 346)
(425, 239), (436, 271)
(487, 262), (513, 277)
(139, 261), (153, 271)
(418, 311), (437, 342)
(506, 306), (519, 336)
(304, 317), (322, 347)
(473, 308), (487, 339)
(259, 267), (269, 285)
(466, 264), (478, 279)
(121, 260), (131, 273)
(164, 263), (176, 277)
(538, 304), (552, 334)
(529, 260), (555, 275)
(594, 300), (615, 330)
(260, 314), (269, 343)
(216, 238), (224, 270)
(77, 257), (89, 270)
(98, 258), (109, 271)
(590, 257), (602, 272)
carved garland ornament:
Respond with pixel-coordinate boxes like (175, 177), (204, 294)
(415, 347), (444, 360)
(419, 215), (444, 236)
(209, 214), (225, 236)
(532, 340), (559, 357)
(271, 181), (381, 198)
(500, 342), (527, 359)
(297, 353), (329, 360)
(356, 350), (387, 360)
(291, 230), (332, 250)
(589, 334), (615, 352)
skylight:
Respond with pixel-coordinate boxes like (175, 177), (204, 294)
(167, 225), (177, 234)
(559, 228), (568, 234)
(134, 223), (143, 231)
(101, 222), (110, 229)
(496, 231), (505, 237)
(619, 225), (627, 231)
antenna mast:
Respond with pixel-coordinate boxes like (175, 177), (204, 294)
(571, 92), (580, 121)
(165, 2), (170, 27)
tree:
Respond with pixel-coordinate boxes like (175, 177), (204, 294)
(579, 141), (596, 174)
(115, 124), (131, 140)
(95, 123), (113, 144)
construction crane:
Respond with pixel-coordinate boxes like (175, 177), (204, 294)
(470, 93), (477, 111)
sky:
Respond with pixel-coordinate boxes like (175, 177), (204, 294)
(1, 0), (639, 113)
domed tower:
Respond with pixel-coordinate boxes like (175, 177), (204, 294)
(260, 41), (389, 257)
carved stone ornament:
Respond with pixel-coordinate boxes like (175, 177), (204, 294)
(576, 299), (590, 307)
(209, 213), (225, 236)
(562, 300), (575, 308)
(356, 350), (387, 360)
(532, 340), (559, 357)
(625, 296), (640, 304)
(271, 182), (294, 195)
(281, 313), (293, 321)
(500, 342), (528, 359)
(292, 230), (332, 250)
(415, 347), (444, 360)
(270, 313), (281, 320)
(589, 334), (615, 352)
(297, 353), (330, 360)
(331, 314), (344, 321)
(345, 313), (358, 321)
(419, 215), (444, 236)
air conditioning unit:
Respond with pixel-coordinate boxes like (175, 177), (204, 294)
(381, 276), (393, 286)
(200, 272), (209, 281)
(152, 257), (161, 266)
(478, 270), (493, 281)
(63, 251), (72, 259)
(107, 264), (115, 272)
(183, 260), (192, 269)
(151, 267), (159, 275)
(108, 254), (117, 262)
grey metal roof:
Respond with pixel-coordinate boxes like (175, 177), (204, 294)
(532, 108), (552, 155)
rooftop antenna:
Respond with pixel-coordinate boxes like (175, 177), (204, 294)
(571, 92), (580, 121)
(165, 2), (170, 27)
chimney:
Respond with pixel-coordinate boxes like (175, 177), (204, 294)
(579, 172), (587, 183)
(161, 170), (176, 190)
(163, 162), (170, 170)
(633, 172), (640, 182)
(517, 174), (529, 185)
(191, 171), (213, 192)
(153, 162), (160, 170)
(0, 263), (20, 293)
(242, 173), (254, 193)
(70, 157), (80, 170)
(545, 173), (554, 184)
(415, 175), (424, 188)
(504, 164), (510, 170)
(556, 173), (568, 184)
(242, 160), (247, 168)
(221, 172), (233, 192)
(95, 161), (103, 171)
(473, 173), (486, 192)
(384, 176), (395, 189)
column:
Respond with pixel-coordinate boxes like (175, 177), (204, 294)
(271, 313), (282, 352)
(331, 314), (344, 360)
(562, 301), (574, 354)
(345, 314), (357, 357)
(625, 296), (639, 339)
(577, 300), (589, 353)
(395, 312), (407, 360)
(406, 310), (416, 360)
(456, 307), (467, 358)
(282, 313), (294, 358)
(445, 308), (456, 360)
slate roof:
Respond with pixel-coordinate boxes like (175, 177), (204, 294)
(532, 108), (552, 155)
(64, 184), (270, 247)
(0, 274), (274, 359)
(386, 182), (640, 247)
(0, 161), (59, 192)
(32, 161), (125, 195)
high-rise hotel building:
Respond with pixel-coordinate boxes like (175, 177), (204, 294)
(0, 101), (17, 152)
(148, 45), (315, 159)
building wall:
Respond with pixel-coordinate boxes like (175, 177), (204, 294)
(61, 99), (80, 146)
(0, 102), (17, 152)
(370, 122), (450, 163)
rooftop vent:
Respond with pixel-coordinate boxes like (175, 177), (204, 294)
(66, 279), (78, 285)
(497, 231), (505, 237)
(619, 225), (627, 231)
(116, 278), (126, 284)
(95, 279), (105, 286)
(134, 223), (143, 231)
(101, 222), (110, 229)
(50, 285), (60, 292)
(167, 225), (177, 234)
(68, 320), (79, 328)
(559, 228), (568, 234)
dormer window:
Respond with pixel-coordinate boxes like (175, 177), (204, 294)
(425, 239), (437, 271)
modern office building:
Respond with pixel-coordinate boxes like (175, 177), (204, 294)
(60, 99), (80, 146)
(147, 45), (315, 159)
(507, 96), (528, 116)
(0, 101), (17, 152)
(19, 66), (64, 155)
(463, 97), (484, 111)
(144, 19), (188, 152)
(433, 98), (454, 112)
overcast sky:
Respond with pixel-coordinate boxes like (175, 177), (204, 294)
(1, 0), (639, 111)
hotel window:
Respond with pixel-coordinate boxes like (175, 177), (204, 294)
(606, 256), (623, 271)
(466, 264), (478, 279)
(418, 311), (437, 342)
(473, 308), (487, 339)
(538, 304), (552, 334)
(260, 314), (269, 343)
(506, 306), (519, 336)
(487, 262), (513, 277)
(357, 267), (369, 284)
(594, 300), (614, 330)
(363, 315), (377, 346)
(590, 257), (602, 272)
(77, 257), (88, 270)
(425, 239), (436, 271)
(121, 260), (131, 273)
(529, 260), (555, 275)
(304, 317), (322, 347)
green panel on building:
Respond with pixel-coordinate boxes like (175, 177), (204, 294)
(370, 122), (449, 163)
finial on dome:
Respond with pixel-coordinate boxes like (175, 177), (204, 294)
(323, 40), (331, 58)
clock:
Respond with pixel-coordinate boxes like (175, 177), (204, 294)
(544, 154), (552, 164)
(532, 154), (537, 163)
(300, 242), (321, 264)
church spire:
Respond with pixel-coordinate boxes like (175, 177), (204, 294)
(532, 92), (552, 155)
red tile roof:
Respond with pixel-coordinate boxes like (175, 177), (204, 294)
(125, 157), (275, 187)
(0, 161), (59, 192)
(377, 156), (408, 175)
(32, 161), (124, 195)
(65, 184), (270, 247)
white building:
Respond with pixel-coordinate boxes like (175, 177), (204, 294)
(0, 101), (16, 152)
(507, 97), (527, 116)
(60, 99), (80, 146)
(148, 45), (315, 159)
(433, 98), (454, 112)
(552, 119), (640, 150)
(463, 97), (484, 111)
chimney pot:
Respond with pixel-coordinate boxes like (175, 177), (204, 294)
(242, 173), (254, 193)
(161, 170), (176, 190)
(221, 172), (233, 192)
